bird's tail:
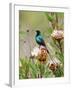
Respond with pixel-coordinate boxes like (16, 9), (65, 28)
(47, 49), (49, 53)
(44, 46), (49, 53)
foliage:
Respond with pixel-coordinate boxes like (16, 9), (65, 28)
(19, 58), (30, 79)
(53, 65), (64, 77)
(19, 58), (54, 79)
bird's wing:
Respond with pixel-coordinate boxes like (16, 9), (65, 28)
(37, 35), (46, 45)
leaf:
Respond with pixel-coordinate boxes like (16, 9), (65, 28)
(45, 12), (53, 22)
(29, 62), (38, 78)
(55, 51), (64, 63)
(19, 58), (30, 79)
(53, 66), (64, 77)
(43, 67), (53, 78)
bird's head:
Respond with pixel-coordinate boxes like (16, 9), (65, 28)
(36, 30), (41, 35)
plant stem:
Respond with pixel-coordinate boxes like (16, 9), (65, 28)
(58, 40), (62, 53)
(55, 13), (59, 29)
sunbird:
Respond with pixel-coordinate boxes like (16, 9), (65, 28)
(35, 30), (49, 53)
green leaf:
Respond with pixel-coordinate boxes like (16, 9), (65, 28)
(45, 12), (54, 22)
(53, 66), (64, 77)
(29, 62), (38, 78)
(55, 51), (64, 63)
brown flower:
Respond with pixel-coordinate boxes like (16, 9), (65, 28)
(37, 46), (48, 63)
(31, 46), (48, 63)
(48, 58), (62, 72)
(51, 30), (64, 40)
(48, 63), (58, 72)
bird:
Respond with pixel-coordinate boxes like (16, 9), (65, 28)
(35, 30), (49, 53)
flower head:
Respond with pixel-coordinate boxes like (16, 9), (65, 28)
(48, 58), (62, 71)
(31, 47), (40, 57)
(31, 46), (48, 63)
(37, 45), (48, 62)
(51, 30), (64, 40)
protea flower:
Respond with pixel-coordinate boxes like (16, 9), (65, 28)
(31, 46), (48, 63)
(51, 30), (64, 40)
(37, 45), (48, 63)
(51, 30), (64, 52)
(31, 47), (40, 57)
(48, 58), (62, 72)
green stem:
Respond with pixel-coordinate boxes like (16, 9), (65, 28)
(58, 40), (62, 53)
